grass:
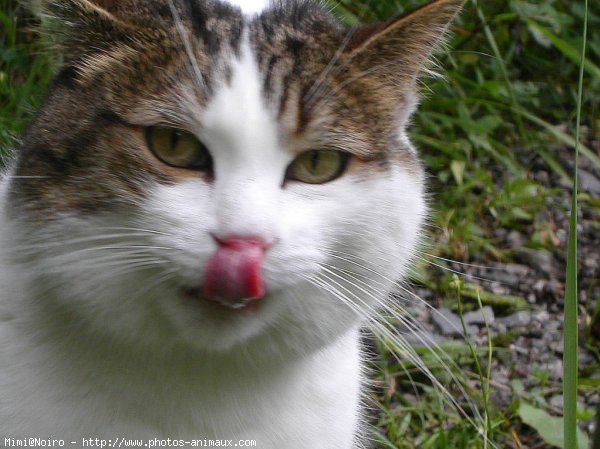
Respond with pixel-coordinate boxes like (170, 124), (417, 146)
(2, 0), (599, 448)
(564, 1), (587, 448)
(0, 0), (53, 151)
(332, 1), (599, 448)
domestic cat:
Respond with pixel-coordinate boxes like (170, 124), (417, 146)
(0, 0), (462, 447)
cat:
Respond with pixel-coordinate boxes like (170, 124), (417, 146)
(0, 0), (462, 447)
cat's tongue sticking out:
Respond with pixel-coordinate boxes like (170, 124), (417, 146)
(202, 238), (267, 309)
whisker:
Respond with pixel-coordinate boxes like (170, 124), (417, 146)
(311, 258), (499, 446)
(303, 28), (355, 106)
(167, 0), (206, 90)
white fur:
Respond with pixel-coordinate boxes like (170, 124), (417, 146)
(0, 30), (426, 449)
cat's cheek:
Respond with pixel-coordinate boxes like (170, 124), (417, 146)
(313, 171), (425, 303)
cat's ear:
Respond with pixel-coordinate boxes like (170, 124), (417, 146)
(28, 0), (148, 66)
(343, 0), (464, 83)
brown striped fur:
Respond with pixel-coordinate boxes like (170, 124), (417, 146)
(11, 0), (463, 218)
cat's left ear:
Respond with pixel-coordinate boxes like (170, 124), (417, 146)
(343, 0), (464, 83)
(29, 0), (156, 67)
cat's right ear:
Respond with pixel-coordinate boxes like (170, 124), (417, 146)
(342, 0), (464, 85)
(27, 0), (149, 67)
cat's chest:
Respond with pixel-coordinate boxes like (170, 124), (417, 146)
(0, 325), (361, 448)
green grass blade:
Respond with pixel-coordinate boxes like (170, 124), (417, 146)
(526, 18), (600, 80)
(514, 108), (600, 170)
(563, 1), (587, 449)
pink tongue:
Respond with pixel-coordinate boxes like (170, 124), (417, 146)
(203, 239), (265, 305)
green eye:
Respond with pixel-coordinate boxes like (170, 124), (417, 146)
(146, 126), (212, 171)
(286, 150), (349, 184)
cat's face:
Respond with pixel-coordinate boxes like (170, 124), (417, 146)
(7, 0), (460, 355)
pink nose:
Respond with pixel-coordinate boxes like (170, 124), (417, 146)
(203, 237), (268, 306)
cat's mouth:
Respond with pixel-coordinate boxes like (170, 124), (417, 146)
(181, 238), (268, 313)
(181, 286), (264, 313)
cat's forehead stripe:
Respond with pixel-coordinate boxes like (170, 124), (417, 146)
(201, 32), (282, 168)
(219, 0), (271, 15)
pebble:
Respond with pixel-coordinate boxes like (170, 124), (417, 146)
(579, 352), (594, 366)
(506, 230), (526, 248)
(430, 308), (478, 337)
(463, 306), (495, 325)
(526, 329), (544, 339)
(534, 170), (550, 185)
(515, 248), (556, 274)
(533, 309), (550, 323)
(546, 320), (562, 333)
(395, 322), (449, 347)
(545, 359), (564, 381)
(485, 263), (531, 285)
(416, 154), (600, 422)
(549, 394), (564, 410)
(579, 169), (600, 196)
(494, 322), (507, 334)
(498, 311), (531, 328)
(583, 257), (599, 271)
(550, 340), (564, 354)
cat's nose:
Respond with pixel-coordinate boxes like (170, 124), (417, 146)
(202, 237), (271, 308)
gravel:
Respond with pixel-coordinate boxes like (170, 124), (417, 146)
(394, 147), (600, 442)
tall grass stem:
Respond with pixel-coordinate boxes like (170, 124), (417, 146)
(563, 1), (587, 448)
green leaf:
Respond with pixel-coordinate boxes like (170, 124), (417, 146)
(518, 403), (590, 449)
(526, 19), (600, 79)
(450, 160), (466, 186)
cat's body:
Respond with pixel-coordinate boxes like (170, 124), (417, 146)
(0, 0), (461, 446)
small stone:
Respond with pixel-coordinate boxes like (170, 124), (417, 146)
(556, 229), (568, 244)
(546, 320), (562, 333)
(550, 340), (564, 354)
(535, 171), (550, 185)
(487, 263), (531, 285)
(493, 228), (507, 238)
(493, 322), (507, 334)
(431, 308), (463, 337)
(467, 325), (480, 336)
(533, 279), (547, 292)
(588, 394), (600, 405)
(512, 364), (529, 377)
(580, 169), (600, 196)
(583, 257), (599, 270)
(463, 306), (495, 326)
(546, 359), (564, 381)
(526, 329), (544, 339)
(499, 311), (531, 328)
(516, 248), (556, 274)
(488, 282), (505, 295)
(549, 394), (564, 410)
(579, 352), (594, 366)
(533, 310), (550, 323)
(397, 326), (448, 348)
(507, 230), (526, 248)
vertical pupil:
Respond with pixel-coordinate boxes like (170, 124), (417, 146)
(170, 130), (180, 150)
(310, 151), (320, 170)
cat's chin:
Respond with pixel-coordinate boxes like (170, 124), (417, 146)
(181, 285), (264, 314)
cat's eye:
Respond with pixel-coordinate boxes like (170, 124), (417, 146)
(146, 126), (212, 171)
(286, 150), (349, 184)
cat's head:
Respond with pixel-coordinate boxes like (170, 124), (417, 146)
(6, 0), (461, 355)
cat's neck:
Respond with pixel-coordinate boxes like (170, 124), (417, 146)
(1, 271), (362, 441)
